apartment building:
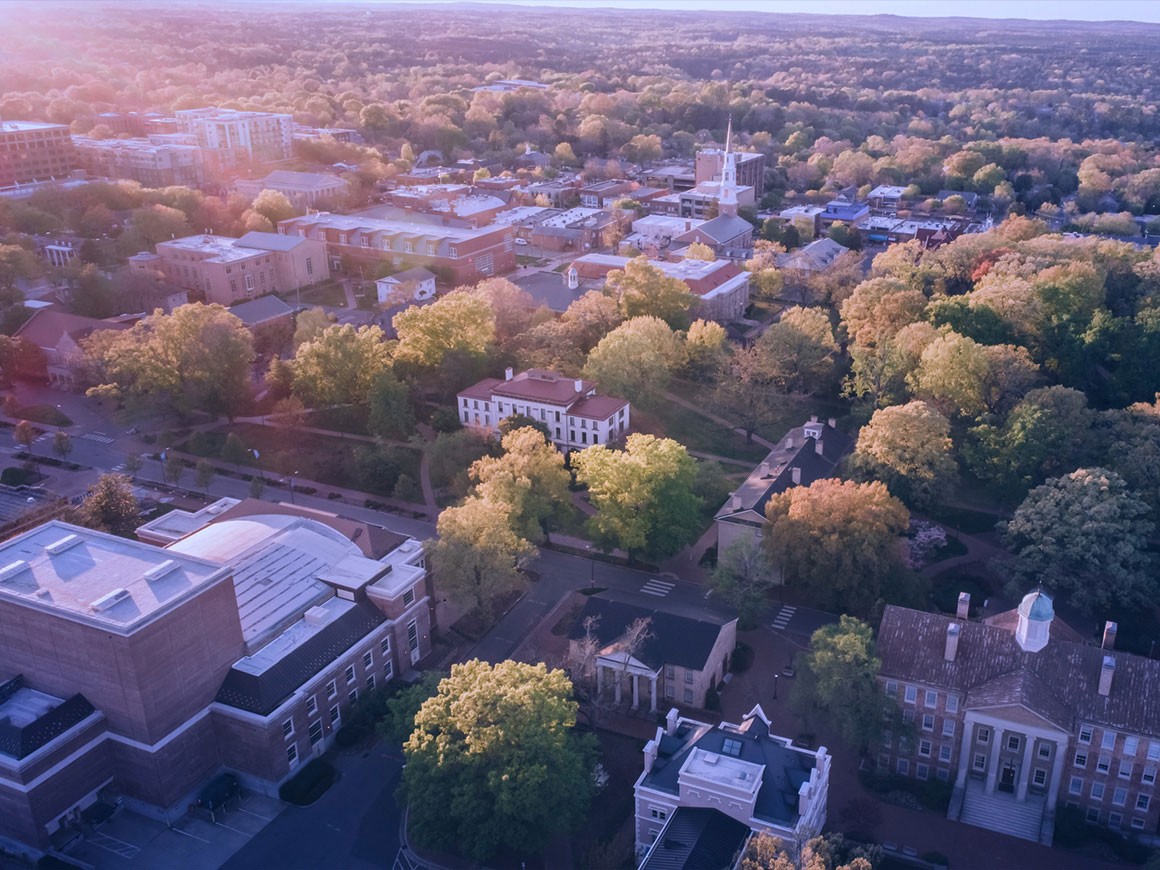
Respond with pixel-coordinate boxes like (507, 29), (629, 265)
(174, 108), (293, 169)
(234, 170), (349, 209)
(0, 121), (77, 187)
(277, 212), (515, 284)
(0, 510), (431, 853)
(457, 367), (629, 452)
(72, 136), (205, 188)
(877, 591), (1160, 845)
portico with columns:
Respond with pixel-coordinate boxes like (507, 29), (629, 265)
(595, 651), (659, 713)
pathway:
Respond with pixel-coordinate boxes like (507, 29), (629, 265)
(662, 389), (777, 452)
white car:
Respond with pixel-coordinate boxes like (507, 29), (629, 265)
(514, 238), (529, 246)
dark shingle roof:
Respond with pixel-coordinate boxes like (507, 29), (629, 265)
(641, 807), (750, 870)
(215, 601), (385, 715)
(0, 675), (96, 760)
(878, 606), (1160, 737)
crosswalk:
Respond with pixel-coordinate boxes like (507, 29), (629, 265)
(81, 431), (115, 444)
(771, 605), (797, 631)
(640, 578), (675, 597)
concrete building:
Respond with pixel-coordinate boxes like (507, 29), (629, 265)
(0, 511), (432, 853)
(714, 418), (852, 555)
(234, 170), (349, 209)
(149, 232), (327, 306)
(457, 368), (629, 452)
(72, 137), (204, 188)
(634, 706), (830, 863)
(877, 592), (1160, 845)
(0, 121), (77, 187)
(570, 253), (750, 323)
(278, 212), (515, 284)
(174, 108), (293, 169)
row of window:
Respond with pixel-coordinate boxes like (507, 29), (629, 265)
(1068, 802), (1151, 830)
(887, 680), (959, 714)
(1078, 726), (1160, 762)
(1068, 776), (1152, 811)
(283, 635), (394, 743)
(881, 755), (950, 782)
(1074, 749), (1157, 784)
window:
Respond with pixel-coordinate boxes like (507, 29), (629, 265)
(897, 759), (909, 775)
(924, 690), (938, 708)
(878, 754), (890, 770)
(1007, 734), (1021, 752)
(939, 745), (953, 763)
(287, 744), (299, 767)
(1143, 766), (1156, 785)
(916, 763), (929, 781)
(1125, 737), (1139, 757)
(1069, 776), (1084, 795)
(649, 808), (668, 821)
(1110, 812), (1123, 828)
(937, 768), (950, 782)
(326, 679), (337, 699)
(380, 637), (391, 655)
(306, 696), (317, 716)
(1137, 794), (1151, 811)
(974, 754), (987, 772)
(904, 685), (917, 704)
(1132, 818), (1146, 830)
(1092, 782), (1105, 800)
(722, 738), (743, 757)
(1087, 807), (1101, 824)
(977, 727), (991, 745)
(903, 709), (915, 724)
(683, 688), (693, 703)
(407, 620), (419, 653)
(1075, 751), (1088, 769)
(1098, 755), (1112, 774)
(922, 714), (935, 732)
(665, 666), (675, 680)
(1079, 726), (1094, 745)
(1149, 742), (1160, 762)
(1102, 731), (1117, 751)
(919, 739), (932, 758)
(308, 720), (323, 745)
(366, 674), (376, 691)
(942, 720), (956, 738)
(245, 274), (255, 290)
(330, 705), (340, 725)
(1037, 743), (1052, 760)
(345, 665), (356, 683)
(282, 718), (294, 739)
(349, 688), (358, 705)
(665, 684), (674, 699)
(362, 651), (373, 669)
(1120, 762), (1134, 780)
(384, 660), (393, 681)
(1033, 769), (1047, 787)
(403, 587), (416, 606)
(946, 695), (959, 714)
(685, 670), (694, 684)
(1114, 787), (1128, 806)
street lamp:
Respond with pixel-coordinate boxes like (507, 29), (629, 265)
(773, 673), (779, 700)
(250, 449), (263, 481)
(288, 470), (299, 504)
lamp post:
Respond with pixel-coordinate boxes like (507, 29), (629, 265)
(773, 673), (779, 701)
(158, 449), (167, 484)
(251, 449), (263, 482)
(288, 470), (299, 504)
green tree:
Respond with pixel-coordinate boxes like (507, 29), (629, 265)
(378, 671), (442, 744)
(1003, 468), (1154, 613)
(582, 315), (683, 404)
(604, 256), (696, 329)
(401, 660), (598, 862)
(84, 303), (255, 419)
(755, 306), (838, 395)
(367, 370), (415, 439)
(683, 241), (717, 261)
(221, 432), (250, 471)
(765, 479), (910, 616)
(470, 426), (574, 544)
(709, 538), (777, 629)
(51, 431), (72, 463)
(12, 420), (35, 456)
(77, 473), (139, 537)
(123, 453), (143, 477)
(292, 323), (392, 407)
(572, 433), (702, 562)
(497, 412), (551, 443)
(683, 318), (729, 381)
(163, 453), (186, 487)
(128, 204), (191, 247)
(393, 291), (494, 369)
(248, 475), (267, 499)
(194, 458), (216, 494)
(428, 497), (535, 619)
(251, 189), (297, 225)
(293, 307), (334, 350)
(851, 401), (957, 509)
(0, 245), (39, 292)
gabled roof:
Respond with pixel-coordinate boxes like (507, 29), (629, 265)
(229, 294), (294, 327)
(236, 231), (311, 253)
(685, 214), (753, 244)
(382, 266), (436, 284)
(640, 807), (749, 870)
(878, 606), (1160, 738)
(14, 309), (128, 350)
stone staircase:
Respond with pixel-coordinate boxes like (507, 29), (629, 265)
(958, 779), (1046, 843)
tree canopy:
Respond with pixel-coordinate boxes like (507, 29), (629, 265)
(852, 400), (956, 508)
(76, 473), (139, 537)
(291, 323), (392, 407)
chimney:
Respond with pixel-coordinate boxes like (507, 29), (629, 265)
(1102, 621), (1118, 650)
(827, 417), (837, 428)
(574, 378), (583, 393)
(1098, 656), (1115, 697)
(810, 415), (818, 423)
(785, 435), (794, 449)
(759, 461), (770, 477)
(643, 738), (659, 774)
(504, 366), (513, 381)
(956, 592), (971, 620)
(791, 467), (801, 485)
(945, 622), (961, 662)
(729, 493), (741, 511)
(665, 707), (680, 735)
(815, 438), (824, 455)
(815, 746), (828, 772)
(798, 778), (813, 816)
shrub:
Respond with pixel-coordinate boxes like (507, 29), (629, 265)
(430, 406), (462, 433)
(731, 642), (755, 673)
(278, 758), (338, 806)
(1, 466), (40, 487)
(705, 687), (721, 711)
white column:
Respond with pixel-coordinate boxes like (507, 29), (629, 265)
(1016, 735), (1036, 801)
(614, 672), (622, 704)
(650, 676), (658, 713)
(1046, 740), (1066, 811)
(597, 664), (604, 696)
(985, 727), (1005, 794)
(632, 674), (640, 709)
(956, 716), (975, 788)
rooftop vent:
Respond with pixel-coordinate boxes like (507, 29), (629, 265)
(703, 753), (718, 765)
(143, 560), (178, 583)
(91, 588), (131, 612)
(45, 534), (81, 556)
(0, 560), (30, 582)
(304, 605), (329, 626)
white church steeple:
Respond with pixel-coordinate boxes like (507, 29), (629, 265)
(718, 117), (739, 216)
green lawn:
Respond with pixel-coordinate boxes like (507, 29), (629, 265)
(281, 279), (347, 308)
(634, 403), (769, 464)
(14, 404), (73, 427)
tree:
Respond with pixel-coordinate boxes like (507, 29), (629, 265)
(293, 307), (334, 350)
(84, 303), (254, 419)
(839, 278), (926, 348)
(764, 479), (910, 616)
(128, 204), (191, 247)
(465, 278), (535, 345)
(393, 291), (494, 369)
(0, 245), (39, 292)
(51, 431), (72, 463)
(428, 497), (536, 619)
(123, 453), (143, 477)
(712, 343), (780, 443)
(400, 660), (598, 862)
(709, 538), (778, 628)
(292, 323), (392, 407)
(194, 459), (216, 494)
(378, 671), (442, 744)
(683, 241), (716, 261)
(497, 412), (551, 443)
(851, 401), (956, 509)
(572, 433), (702, 562)
(792, 617), (894, 754)
(77, 473), (139, 537)
(12, 420), (35, 456)
(221, 432), (250, 471)
(367, 370), (415, 439)
(741, 832), (878, 870)
(163, 453), (186, 487)
(755, 306), (838, 395)
(1003, 468), (1154, 614)
(683, 318), (728, 381)
(250, 189), (297, 225)
(582, 316), (683, 404)
(604, 256), (696, 329)
(469, 426), (574, 543)
(909, 330), (992, 418)
(249, 475), (267, 499)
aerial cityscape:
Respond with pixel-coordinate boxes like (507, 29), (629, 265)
(1, 2), (1159, 869)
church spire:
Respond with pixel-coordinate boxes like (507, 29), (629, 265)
(719, 116), (739, 216)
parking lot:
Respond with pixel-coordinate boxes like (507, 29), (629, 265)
(64, 793), (284, 870)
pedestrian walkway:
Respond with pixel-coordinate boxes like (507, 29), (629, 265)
(639, 577), (675, 597)
(662, 389), (777, 451)
(80, 431), (115, 444)
(770, 604), (796, 630)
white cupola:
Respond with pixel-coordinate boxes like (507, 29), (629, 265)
(1015, 587), (1054, 653)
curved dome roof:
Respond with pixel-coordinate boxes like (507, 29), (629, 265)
(1018, 588), (1054, 622)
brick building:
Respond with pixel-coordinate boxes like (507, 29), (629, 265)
(877, 591), (1160, 845)
(174, 108), (293, 169)
(72, 137), (205, 188)
(0, 121), (77, 188)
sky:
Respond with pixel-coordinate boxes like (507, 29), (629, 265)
(379, 0), (1160, 24)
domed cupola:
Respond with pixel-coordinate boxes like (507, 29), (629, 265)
(1015, 587), (1053, 652)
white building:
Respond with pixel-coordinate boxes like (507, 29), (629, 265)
(175, 108), (293, 168)
(634, 706), (831, 864)
(457, 368), (630, 452)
